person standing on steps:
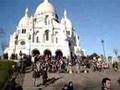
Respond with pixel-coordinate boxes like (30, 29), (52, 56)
(32, 49), (41, 86)
(68, 81), (74, 90)
(101, 77), (111, 90)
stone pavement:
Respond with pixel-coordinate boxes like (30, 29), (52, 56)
(23, 71), (120, 90)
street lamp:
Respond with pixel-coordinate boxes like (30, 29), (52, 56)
(101, 39), (106, 61)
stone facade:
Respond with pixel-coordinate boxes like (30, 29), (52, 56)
(4, 0), (83, 59)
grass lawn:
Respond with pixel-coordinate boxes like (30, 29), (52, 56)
(0, 60), (16, 89)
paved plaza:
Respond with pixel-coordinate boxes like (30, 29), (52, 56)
(22, 71), (120, 90)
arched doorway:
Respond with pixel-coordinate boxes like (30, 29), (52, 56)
(43, 49), (52, 63)
(44, 49), (52, 58)
(55, 50), (63, 60)
(44, 49), (51, 56)
(32, 49), (40, 57)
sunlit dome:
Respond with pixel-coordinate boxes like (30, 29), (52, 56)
(61, 10), (72, 29)
(35, 0), (55, 15)
(18, 8), (29, 27)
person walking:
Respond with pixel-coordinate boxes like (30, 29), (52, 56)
(41, 64), (48, 85)
(68, 81), (74, 90)
(62, 84), (68, 90)
(32, 50), (41, 86)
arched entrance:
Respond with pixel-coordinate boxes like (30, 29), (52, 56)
(44, 49), (51, 56)
(55, 50), (63, 60)
(43, 49), (52, 63)
(32, 49), (40, 57)
(44, 49), (52, 58)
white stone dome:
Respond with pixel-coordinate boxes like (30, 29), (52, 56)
(35, 0), (55, 15)
(61, 10), (72, 29)
(64, 18), (72, 29)
(18, 16), (29, 27)
(18, 8), (29, 27)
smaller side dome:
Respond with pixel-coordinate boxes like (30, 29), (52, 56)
(61, 10), (72, 29)
(18, 8), (29, 27)
(64, 18), (72, 29)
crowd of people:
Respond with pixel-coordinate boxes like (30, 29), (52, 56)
(30, 52), (119, 76)
(4, 50), (120, 76)
(4, 50), (120, 90)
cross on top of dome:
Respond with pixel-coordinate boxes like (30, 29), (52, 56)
(25, 8), (28, 14)
(25, 8), (28, 17)
(44, 0), (48, 2)
(64, 10), (68, 18)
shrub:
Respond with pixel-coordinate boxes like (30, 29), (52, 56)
(0, 60), (16, 89)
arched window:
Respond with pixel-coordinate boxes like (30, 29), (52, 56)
(45, 30), (49, 41)
(36, 37), (39, 43)
(22, 29), (26, 34)
(45, 15), (49, 25)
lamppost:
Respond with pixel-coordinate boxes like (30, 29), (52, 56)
(101, 40), (106, 61)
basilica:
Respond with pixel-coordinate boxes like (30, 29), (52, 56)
(4, 0), (83, 59)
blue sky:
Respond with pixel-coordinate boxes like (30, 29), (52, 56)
(0, 0), (120, 56)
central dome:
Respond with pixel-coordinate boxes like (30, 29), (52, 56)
(35, 0), (55, 15)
